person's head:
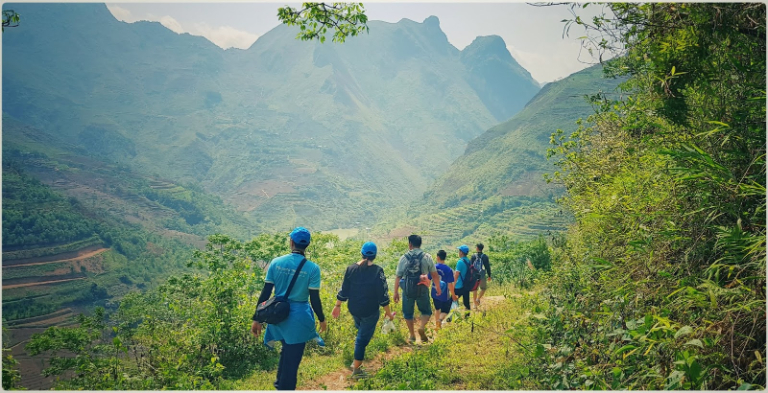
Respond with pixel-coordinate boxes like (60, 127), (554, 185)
(457, 244), (469, 257)
(407, 234), (422, 250)
(361, 241), (377, 261)
(289, 227), (311, 252)
(436, 249), (447, 263)
(476, 243), (484, 252)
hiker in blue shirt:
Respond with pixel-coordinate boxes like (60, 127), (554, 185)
(393, 234), (441, 344)
(453, 245), (473, 316)
(432, 250), (456, 330)
(332, 242), (395, 379)
(251, 227), (326, 390)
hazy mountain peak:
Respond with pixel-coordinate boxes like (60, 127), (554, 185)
(462, 35), (510, 59)
(423, 15), (440, 27)
(459, 34), (540, 123)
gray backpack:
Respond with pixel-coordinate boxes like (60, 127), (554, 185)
(402, 252), (425, 298)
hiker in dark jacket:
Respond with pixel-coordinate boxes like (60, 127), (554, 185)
(332, 242), (394, 378)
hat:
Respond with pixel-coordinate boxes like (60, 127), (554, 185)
(457, 245), (469, 254)
(361, 241), (377, 258)
(290, 227), (311, 246)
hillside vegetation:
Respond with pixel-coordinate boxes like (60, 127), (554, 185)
(2, 2), (765, 391)
(2, 3), (540, 231)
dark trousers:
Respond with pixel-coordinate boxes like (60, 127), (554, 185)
(353, 312), (380, 361)
(455, 287), (471, 312)
(274, 341), (307, 390)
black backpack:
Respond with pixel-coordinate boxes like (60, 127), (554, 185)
(461, 256), (479, 291)
(402, 252), (425, 298)
(254, 258), (307, 324)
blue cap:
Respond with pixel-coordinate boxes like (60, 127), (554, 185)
(290, 227), (311, 246)
(361, 242), (377, 257)
(457, 245), (469, 254)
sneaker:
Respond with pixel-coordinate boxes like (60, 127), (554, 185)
(417, 328), (428, 343)
(351, 367), (368, 380)
(407, 336), (416, 344)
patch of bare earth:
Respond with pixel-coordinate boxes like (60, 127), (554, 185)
(299, 346), (415, 391)
(3, 277), (87, 289)
(2, 246), (108, 267)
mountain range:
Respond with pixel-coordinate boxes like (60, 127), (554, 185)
(2, 3), (541, 231)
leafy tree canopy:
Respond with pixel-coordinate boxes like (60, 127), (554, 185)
(277, 2), (368, 43)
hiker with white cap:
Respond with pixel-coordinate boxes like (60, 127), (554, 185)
(332, 241), (395, 378)
(251, 227), (326, 390)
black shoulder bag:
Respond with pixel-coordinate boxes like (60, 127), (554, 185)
(254, 258), (307, 324)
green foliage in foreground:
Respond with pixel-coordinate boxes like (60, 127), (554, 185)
(523, 3), (765, 390)
(24, 232), (550, 390)
(277, 2), (368, 43)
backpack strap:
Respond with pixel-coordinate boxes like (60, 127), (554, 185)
(284, 258), (307, 299)
(405, 252), (423, 271)
(459, 256), (471, 283)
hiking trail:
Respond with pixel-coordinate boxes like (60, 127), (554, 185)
(299, 295), (506, 390)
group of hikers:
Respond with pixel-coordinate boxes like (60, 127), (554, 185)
(250, 227), (492, 390)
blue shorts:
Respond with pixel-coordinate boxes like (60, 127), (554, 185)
(432, 298), (451, 314)
(401, 292), (432, 320)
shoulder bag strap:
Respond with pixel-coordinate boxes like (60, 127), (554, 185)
(284, 258), (307, 299)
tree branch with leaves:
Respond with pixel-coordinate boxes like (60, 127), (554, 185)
(277, 2), (368, 43)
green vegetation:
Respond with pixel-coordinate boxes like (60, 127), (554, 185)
(24, 233), (550, 390)
(2, 2), (538, 232)
(519, 3), (766, 390)
(278, 2), (369, 43)
(4, 2), (765, 391)
(2, 166), (97, 249)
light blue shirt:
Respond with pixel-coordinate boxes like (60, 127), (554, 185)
(455, 257), (470, 289)
(265, 253), (321, 302)
(263, 252), (323, 346)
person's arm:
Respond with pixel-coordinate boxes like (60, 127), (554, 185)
(378, 267), (391, 311)
(483, 255), (491, 280)
(430, 271), (442, 296)
(393, 276), (401, 303)
(383, 304), (394, 320)
(425, 255), (441, 296)
(333, 267), (351, 319)
(309, 265), (327, 332)
(393, 256), (405, 303)
(251, 282), (274, 337)
(449, 282), (457, 300)
(310, 289), (326, 326)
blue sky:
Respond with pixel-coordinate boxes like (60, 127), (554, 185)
(106, 2), (610, 83)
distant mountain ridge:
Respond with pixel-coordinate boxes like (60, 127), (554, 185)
(421, 64), (624, 209)
(2, 2), (540, 231)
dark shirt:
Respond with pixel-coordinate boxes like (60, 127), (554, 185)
(471, 252), (491, 278)
(337, 262), (390, 318)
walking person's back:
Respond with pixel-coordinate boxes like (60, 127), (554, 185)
(393, 234), (441, 344)
(251, 227), (327, 390)
(332, 242), (394, 378)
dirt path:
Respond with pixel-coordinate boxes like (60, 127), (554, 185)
(3, 248), (109, 268)
(299, 295), (507, 390)
(3, 277), (86, 289)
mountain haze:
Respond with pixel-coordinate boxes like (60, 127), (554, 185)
(2, 3), (540, 231)
(423, 64), (622, 208)
(380, 64), (624, 247)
